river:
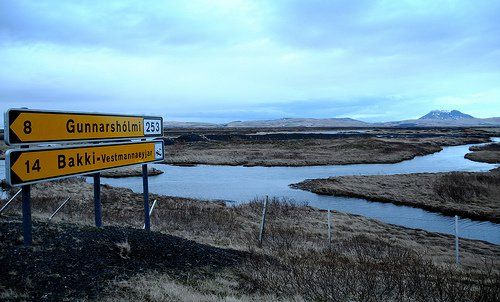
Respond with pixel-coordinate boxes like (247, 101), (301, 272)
(1, 139), (499, 244)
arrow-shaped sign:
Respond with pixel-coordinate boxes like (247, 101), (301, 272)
(4, 109), (163, 145)
(5, 141), (164, 186)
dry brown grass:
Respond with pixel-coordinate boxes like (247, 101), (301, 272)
(115, 240), (131, 259)
(0, 289), (28, 302)
(238, 241), (500, 302)
(433, 171), (500, 203)
(469, 143), (500, 152)
(163, 138), (445, 166)
(465, 143), (500, 164)
(95, 196), (500, 301)
(100, 271), (303, 302)
(2, 178), (497, 270)
(162, 131), (491, 167)
(294, 170), (500, 222)
(3, 178), (499, 301)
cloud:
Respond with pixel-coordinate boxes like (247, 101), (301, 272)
(268, 1), (500, 54)
(0, 0), (499, 124)
(0, 0), (264, 52)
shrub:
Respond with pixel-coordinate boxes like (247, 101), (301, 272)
(434, 173), (483, 202)
(238, 237), (500, 301)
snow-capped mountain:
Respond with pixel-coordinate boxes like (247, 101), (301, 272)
(378, 110), (499, 127)
(419, 110), (474, 120)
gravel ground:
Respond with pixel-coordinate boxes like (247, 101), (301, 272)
(0, 216), (246, 301)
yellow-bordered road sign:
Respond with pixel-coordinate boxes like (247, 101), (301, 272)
(4, 108), (164, 145)
(5, 141), (165, 186)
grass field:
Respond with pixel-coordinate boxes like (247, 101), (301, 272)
(1, 178), (499, 300)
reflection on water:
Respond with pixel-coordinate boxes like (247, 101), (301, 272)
(1, 140), (499, 244)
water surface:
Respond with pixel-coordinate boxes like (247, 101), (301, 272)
(96, 141), (499, 244)
(1, 140), (499, 244)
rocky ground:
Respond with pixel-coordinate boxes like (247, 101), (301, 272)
(0, 217), (246, 301)
(293, 168), (500, 223)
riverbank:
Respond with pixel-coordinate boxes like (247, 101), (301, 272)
(293, 168), (500, 223)
(1, 178), (498, 300)
(465, 142), (500, 163)
(100, 166), (163, 178)
(164, 135), (489, 167)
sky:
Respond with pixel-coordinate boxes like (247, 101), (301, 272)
(1, 0), (500, 124)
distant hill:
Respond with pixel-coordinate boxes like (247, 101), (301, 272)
(225, 118), (368, 128)
(163, 110), (500, 128)
(419, 110), (474, 120)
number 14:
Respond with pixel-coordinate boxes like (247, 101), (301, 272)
(25, 159), (41, 173)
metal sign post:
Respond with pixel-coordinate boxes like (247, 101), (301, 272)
(93, 173), (102, 227)
(3, 108), (165, 246)
(20, 144), (32, 246)
(21, 184), (32, 246)
(142, 164), (150, 231)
